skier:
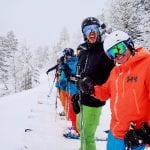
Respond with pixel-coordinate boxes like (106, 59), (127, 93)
(80, 30), (150, 150)
(46, 56), (67, 116)
(73, 17), (115, 150)
(55, 57), (68, 117)
(59, 48), (79, 139)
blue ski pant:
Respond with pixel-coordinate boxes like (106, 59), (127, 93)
(107, 131), (145, 150)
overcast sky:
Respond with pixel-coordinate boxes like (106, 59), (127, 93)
(0, 0), (107, 48)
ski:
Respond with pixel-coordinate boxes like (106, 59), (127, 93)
(25, 128), (32, 132)
(104, 130), (109, 134)
(63, 134), (80, 140)
(95, 137), (107, 141)
(63, 135), (107, 141)
(63, 129), (109, 140)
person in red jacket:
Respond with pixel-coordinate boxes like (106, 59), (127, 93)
(80, 30), (150, 150)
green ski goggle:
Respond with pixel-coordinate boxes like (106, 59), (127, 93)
(107, 42), (127, 59)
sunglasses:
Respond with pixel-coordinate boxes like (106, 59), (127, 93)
(83, 24), (99, 35)
(107, 42), (127, 59)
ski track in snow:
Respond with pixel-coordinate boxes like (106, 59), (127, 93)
(0, 74), (111, 150)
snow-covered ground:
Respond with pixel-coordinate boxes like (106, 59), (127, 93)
(0, 73), (111, 150)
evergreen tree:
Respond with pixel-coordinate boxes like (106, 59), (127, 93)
(6, 31), (18, 92)
(0, 36), (9, 96)
(19, 45), (33, 90)
(105, 0), (150, 50)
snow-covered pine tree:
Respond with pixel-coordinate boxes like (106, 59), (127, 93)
(0, 36), (9, 96)
(18, 45), (33, 90)
(105, 0), (150, 50)
(69, 31), (82, 51)
(53, 27), (70, 57)
(48, 27), (70, 69)
(34, 46), (50, 70)
(59, 27), (70, 49)
(6, 31), (19, 93)
(140, 0), (150, 50)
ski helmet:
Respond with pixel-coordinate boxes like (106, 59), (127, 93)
(104, 30), (135, 59)
(63, 48), (74, 56)
(81, 17), (100, 33)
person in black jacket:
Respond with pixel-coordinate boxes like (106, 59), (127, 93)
(74, 17), (115, 150)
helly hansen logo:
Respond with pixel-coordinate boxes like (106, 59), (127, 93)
(127, 76), (138, 82)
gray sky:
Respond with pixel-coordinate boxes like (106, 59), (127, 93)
(0, 0), (107, 48)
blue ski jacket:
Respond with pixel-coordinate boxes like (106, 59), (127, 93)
(59, 56), (78, 95)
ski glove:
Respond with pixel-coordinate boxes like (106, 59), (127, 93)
(124, 127), (141, 149)
(80, 93), (106, 107)
(72, 92), (106, 112)
(137, 122), (150, 144)
(78, 76), (95, 95)
(124, 122), (150, 149)
(71, 93), (80, 114)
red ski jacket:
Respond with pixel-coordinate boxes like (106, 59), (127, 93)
(93, 47), (150, 138)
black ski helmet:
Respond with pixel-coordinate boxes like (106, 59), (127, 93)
(63, 48), (74, 56)
(81, 17), (100, 33)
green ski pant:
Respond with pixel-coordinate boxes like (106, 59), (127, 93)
(77, 105), (102, 150)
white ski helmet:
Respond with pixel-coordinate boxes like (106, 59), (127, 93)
(104, 30), (134, 59)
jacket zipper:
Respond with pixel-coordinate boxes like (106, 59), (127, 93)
(132, 89), (140, 114)
(112, 72), (122, 133)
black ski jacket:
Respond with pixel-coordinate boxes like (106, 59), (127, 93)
(77, 41), (115, 107)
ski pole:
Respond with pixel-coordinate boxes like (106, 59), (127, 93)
(79, 91), (86, 150)
(47, 74), (56, 97)
(54, 88), (60, 122)
(66, 82), (71, 127)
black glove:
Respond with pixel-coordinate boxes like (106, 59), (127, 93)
(71, 93), (80, 114)
(138, 122), (150, 144)
(124, 122), (150, 149)
(124, 128), (141, 149)
(46, 70), (49, 75)
(80, 93), (106, 107)
(78, 76), (95, 95)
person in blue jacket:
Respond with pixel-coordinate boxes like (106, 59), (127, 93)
(59, 48), (79, 139)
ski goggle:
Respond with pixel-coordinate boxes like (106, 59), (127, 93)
(107, 42), (127, 59)
(83, 24), (99, 35)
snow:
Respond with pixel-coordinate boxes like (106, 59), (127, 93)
(0, 73), (111, 150)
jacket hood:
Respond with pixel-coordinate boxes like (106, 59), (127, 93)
(124, 47), (149, 66)
(115, 47), (150, 73)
